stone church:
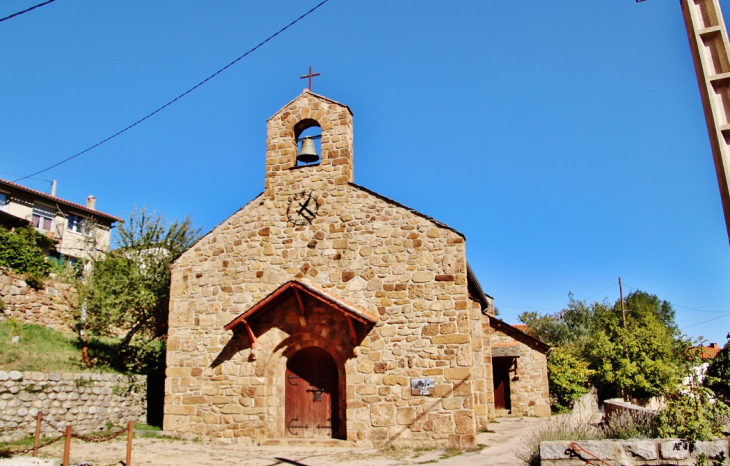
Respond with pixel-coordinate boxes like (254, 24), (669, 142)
(163, 90), (550, 448)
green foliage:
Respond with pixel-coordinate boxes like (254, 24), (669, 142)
(0, 226), (53, 287)
(519, 294), (594, 350)
(49, 256), (84, 283)
(705, 341), (730, 403)
(586, 291), (683, 399)
(658, 345), (730, 441)
(81, 206), (200, 373)
(521, 289), (688, 403)
(547, 346), (594, 412)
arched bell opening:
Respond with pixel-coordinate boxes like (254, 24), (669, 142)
(285, 346), (342, 439)
(294, 118), (322, 167)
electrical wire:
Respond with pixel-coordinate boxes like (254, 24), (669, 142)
(681, 312), (730, 330)
(622, 281), (726, 314)
(0, 0), (56, 23)
(13, 0), (332, 183)
(0, 171), (52, 182)
(581, 283), (617, 301)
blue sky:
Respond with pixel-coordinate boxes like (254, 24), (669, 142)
(2, 1), (729, 345)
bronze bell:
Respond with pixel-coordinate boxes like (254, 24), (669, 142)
(296, 137), (319, 164)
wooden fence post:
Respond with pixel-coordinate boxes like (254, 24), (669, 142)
(62, 425), (71, 466)
(126, 421), (134, 466)
(32, 411), (41, 457)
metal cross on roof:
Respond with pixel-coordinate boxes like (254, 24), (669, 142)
(300, 66), (320, 91)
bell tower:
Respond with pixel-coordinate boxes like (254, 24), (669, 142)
(265, 90), (354, 199)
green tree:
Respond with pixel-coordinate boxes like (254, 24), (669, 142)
(519, 294), (594, 350)
(547, 345), (594, 412)
(705, 339), (730, 402)
(80, 206), (200, 373)
(586, 291), (682, 399)
(0, 226), (54, 288)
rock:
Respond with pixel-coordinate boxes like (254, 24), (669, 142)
(691, 440), (728, 459)
(622, 440), (658, 460)
(660, 439), (689, 460)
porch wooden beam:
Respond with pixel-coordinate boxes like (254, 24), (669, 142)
(346, 316), (358, 346)
(294, 288), (305, 315)
(242, 319), (258, 349)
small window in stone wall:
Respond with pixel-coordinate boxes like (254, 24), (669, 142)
(294, 119), (321, 167)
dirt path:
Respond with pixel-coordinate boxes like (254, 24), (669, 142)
(14, 417), (549, 466)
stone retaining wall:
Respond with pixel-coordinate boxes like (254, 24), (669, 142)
(0, 370), (146, 442)
(0, 269), (76, 332)
(603, 398), (658, 421)
(541, 439), (729, 466)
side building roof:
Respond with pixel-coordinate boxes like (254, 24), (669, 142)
(0, 179), (122, 223)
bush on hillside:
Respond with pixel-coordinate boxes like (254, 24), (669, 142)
(0, 226), (53, 288)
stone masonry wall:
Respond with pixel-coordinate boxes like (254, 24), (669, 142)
(541, 439), (730, 466)
(0, 370), (146, 442)
(0, 269), (76, 332)
(488, 325), (550, 418)
(164, 91), (490, 448)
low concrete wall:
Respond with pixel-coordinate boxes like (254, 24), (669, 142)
(541, 439), (729, 466)
(0, 269), (76, 332)
(0, 370), (146, 442)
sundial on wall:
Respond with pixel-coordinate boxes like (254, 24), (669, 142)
(287, 191), (320, 226)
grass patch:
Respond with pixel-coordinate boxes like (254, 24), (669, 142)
(0, 321), (119, 373)
(0, 434), (61, 457)
(440, 447), (463, 460)
(134, 422), (162, 431)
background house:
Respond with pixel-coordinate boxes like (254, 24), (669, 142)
(0, 179), (121, 267)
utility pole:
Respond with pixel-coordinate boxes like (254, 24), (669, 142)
(619, 277), (627, 328)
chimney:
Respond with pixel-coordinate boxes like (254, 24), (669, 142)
(86, 195), (96, 210)
(51, 180), (57, 197)
(709, 343), (718, 348)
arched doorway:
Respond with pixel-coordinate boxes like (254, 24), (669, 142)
(285, 347), (340, 438)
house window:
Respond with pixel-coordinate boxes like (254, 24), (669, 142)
(32, 203), (55, 232)
(0, 192), (7, 212)
(67, 214), (85, 234)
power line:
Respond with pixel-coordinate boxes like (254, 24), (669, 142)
(681, 312), (730, 330)
(581, 283), (617, 301)
(0, 0), (56, 23)
(622, 281), (726, 314)
(675, 304), (728, 314)
(0, 171), (52, 182)
(13, 0), (332, 183)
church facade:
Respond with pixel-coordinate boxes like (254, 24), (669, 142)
(163, 91), (549, 448)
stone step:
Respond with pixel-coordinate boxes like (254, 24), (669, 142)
(258, 438), (351, 448)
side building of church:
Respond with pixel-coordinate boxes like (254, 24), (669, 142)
(163, 90), (550, 448)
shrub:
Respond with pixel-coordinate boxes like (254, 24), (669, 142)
(548, 346), (594, 412)
(0, 226), (52, 288)
(517, 416), (604, 466)
(602, 410), (659, 439)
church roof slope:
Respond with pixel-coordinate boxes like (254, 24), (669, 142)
(268, 89), (353, 120)
(350, 183), (465, 239)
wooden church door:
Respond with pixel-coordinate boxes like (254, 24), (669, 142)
(492, 357), (513, 411)
(285, 347), (339, 438)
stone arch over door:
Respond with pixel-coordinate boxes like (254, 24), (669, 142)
(263, 334), (351, 440)
(285, 346), (340, 438)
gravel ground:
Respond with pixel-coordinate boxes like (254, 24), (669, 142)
(3, 417), (550, 466)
